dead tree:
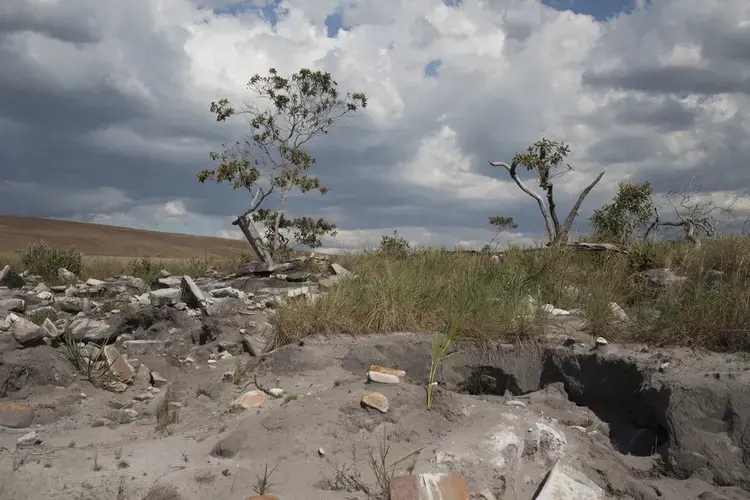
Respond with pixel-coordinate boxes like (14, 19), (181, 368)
(644, 179), (736, 247)
(489, 139), (605, 245)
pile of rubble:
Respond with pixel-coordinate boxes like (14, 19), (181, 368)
(0, 258), (353, 392)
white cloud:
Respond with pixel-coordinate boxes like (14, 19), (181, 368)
(2, 0), (750, 251)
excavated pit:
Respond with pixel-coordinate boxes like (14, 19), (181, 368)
(440, 342), (750, 491)
(460, 353), (670, 457)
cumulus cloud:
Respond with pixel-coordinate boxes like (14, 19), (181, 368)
(0, 0), (748, 252)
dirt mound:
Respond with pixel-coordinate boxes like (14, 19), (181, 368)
(0, 345), (76, 398)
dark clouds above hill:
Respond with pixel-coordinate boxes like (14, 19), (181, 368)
(0, 0), (748, 250)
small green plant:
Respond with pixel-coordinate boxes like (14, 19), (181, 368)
(367, 425), (420, 499)
(117, 459), (129, 469)
(93, 452), (102, 471)
(253, 462), (279, 495)
(378, 230), (411, 259)
(20, 240), (82, 283)
(60, 332), (117, 388)
(131, 256), (155, 279)
(427, 318), (459, 409)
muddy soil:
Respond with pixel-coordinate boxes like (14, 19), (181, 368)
(1, 330), (749, 500)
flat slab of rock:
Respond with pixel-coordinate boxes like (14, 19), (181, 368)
(68, 317), (115, 341)
(103, 345), (135, 383)
(390, 472), (469, 500)
(535, 462), (604, 500)
(369, 365), (406, 378)
(0, 402), (35, 428)
(230, 390), (266, 410)
(368, 370), (400, 384)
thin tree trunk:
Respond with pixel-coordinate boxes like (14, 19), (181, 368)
(271, 186), (290, 254)
(554, 170), (605, 244)
(233, 215), (274, 266)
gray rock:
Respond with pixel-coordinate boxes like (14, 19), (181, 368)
(68, 317), (116, 342)
(0, 266), (24, 289)
(330, 263), (352, 277)
(24, 306), (58, 324)
(40, 318), (60, 338)
(0, 298), (25, 313)
(535, 462), (603, 500)
(148, 288), (181, 307)
(181, 276), (207, 310)
(56, 296), (84, 313)
(16, 430), (41, 448)
(286, 271), (312, 283)
(154, 276), (182, 289)
(57, 268), (78, 284)
(242, 333), (268, 357)
(7, 313), (45, 346)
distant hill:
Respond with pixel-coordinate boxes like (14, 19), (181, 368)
(0, 215), (251, 258)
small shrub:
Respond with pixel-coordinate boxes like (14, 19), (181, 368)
(131, 256), (155, 279)
(20, 241), (82, 282)
(378, 230), (411, 259)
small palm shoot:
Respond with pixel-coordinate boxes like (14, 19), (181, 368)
(427, 318), (459, 409)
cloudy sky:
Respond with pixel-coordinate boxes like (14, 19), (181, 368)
(1, 0), (748, 251)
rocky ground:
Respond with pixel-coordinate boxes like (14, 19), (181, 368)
(0, 260), (749, 500)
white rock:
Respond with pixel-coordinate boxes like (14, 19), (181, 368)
(367, 371), (400, 384)
(268, 388), (284, 398)
(16, 431), (40, 447)
(609, 302), (629, 322)
(86, 278), (105, 286)
(36, 291), (53, 300)
(535, 462), (604, 500)
(595, 337), (608, 346)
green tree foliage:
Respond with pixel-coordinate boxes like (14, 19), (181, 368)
(590, 181), (654, 244)
(490, 139), (604, 245)
(198, 67), (367, 257)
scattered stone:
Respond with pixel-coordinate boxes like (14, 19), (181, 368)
(0, 401), (35, 428)
(506, 400), (527, 408)
(149, 288), (181, 307)
(390, 472), (469, 500)
(0, 265), (25, 289)
(68, 317), (115, 342)
(7, 313), (45, 346)
(103, 345), (135, 383)
(595, 337), (608, 347)
(230, 390), (266, 410)
(56, 296), (84, 313)
(0, 298), (25, 313)
(317, 448), (325, 456)
(541, 304), (571, 316)
(330, 263), (352, 277)
(285, 271), (311, 283)
(369, 365), (406, 378)
(86, 278), (105, 287)
(36, 291), (53, 300)
(268, 388), (284, 398)
(368, 370), (400, 384)
(361, 392), (389, 413)
(40, 318), (60, 338)
(242, 333), (268, 357)
(210, 287), (244, 299)
(181, 276), (207, 310)
(150, 371), (168, 388)
(659, 362), (670, 372)
(17, 430), (42, 447)
(57, 268), (77, 284)
(24, 305), (58, 324)
(534, 462), (604, 500)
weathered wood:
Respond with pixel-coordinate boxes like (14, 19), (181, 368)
(232, 215), (274, 266)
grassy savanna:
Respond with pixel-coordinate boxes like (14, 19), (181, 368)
(271, 237), (750, 352)
(2, 217), (749, 353)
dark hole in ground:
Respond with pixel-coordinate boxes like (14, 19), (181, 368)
(459, 353), (670, 458)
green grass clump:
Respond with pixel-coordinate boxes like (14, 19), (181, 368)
(272, 237), (750, 353)
(18, 240), (83, 283)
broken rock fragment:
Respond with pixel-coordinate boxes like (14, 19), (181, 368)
(390, 472), (469, 500)
(361, 392), (389, 413)
(230, 390), (266, 410)
(368, 370), (400, 384)
(181, 276), (207, 310)
(7, 313), (45, 346)
(535, 462), (604, 500)
(103, 345), (135, 383)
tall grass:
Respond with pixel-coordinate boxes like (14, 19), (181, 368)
(272, 237), (750, 352)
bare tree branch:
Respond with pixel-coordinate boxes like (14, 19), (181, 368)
(489, 160), (556, 243)
(556, 170), (605, 244)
